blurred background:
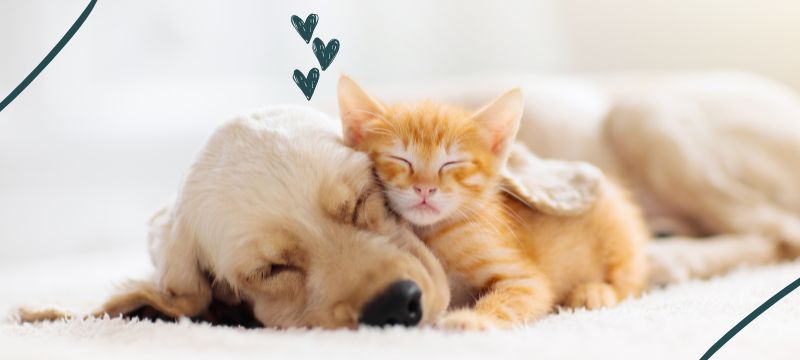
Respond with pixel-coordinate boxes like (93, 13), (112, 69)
(2, 0), (800, 265)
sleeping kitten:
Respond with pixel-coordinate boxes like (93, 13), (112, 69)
(337, 75), (649, 330)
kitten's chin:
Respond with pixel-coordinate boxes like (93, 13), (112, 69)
(399, 208), (446, 226)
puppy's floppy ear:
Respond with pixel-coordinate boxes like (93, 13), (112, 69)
(501, 143), (604, 216)
(89, 206), (213, 321)
(95, 279), (208, 320)
(471, 88), (524, 159)
(338, 74), (386, 147)
(99, 205), (213, 320)
(16, 278), (211, 324)
(133, 203), (212, 318)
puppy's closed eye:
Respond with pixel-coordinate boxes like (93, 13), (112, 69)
(243, 262), (304, 297)
(254, 264), (301, 280)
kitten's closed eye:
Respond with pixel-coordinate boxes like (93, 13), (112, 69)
(388, 155), (414, 172)
(439, 160), (467, 174)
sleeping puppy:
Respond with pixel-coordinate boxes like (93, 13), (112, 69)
(19, 106), (450, 329)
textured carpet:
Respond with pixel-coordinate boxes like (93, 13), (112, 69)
(2, 250), (799, 360)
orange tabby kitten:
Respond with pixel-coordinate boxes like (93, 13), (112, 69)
(337, 75), (648, 330)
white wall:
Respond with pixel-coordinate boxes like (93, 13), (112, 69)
(554, 0), (800, 85)
(1, 0), (798, 264)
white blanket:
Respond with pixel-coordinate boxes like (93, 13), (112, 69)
(3, 249), (798, 360)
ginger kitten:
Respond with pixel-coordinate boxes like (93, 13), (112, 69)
(337, 75), (648, 330)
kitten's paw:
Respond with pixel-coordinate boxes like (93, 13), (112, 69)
(438, 310), (496, 331)
(566, 282), (618, 310)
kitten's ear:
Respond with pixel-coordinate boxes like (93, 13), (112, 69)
(471, 88), (524, 157)
(338, 74), (385, 147)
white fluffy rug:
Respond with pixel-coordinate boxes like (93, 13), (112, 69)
(2, 250), (799, 360)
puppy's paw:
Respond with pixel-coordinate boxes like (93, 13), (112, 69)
(438, 310), (496, 331)
(772, 218), (800, 258)
(320, 182), (358, 222)
(319, 179), (390, 233)
(647, 251), (691, 286)
(566, 282), (619, 310)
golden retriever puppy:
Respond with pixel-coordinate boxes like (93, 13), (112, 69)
(19, 106), (450, 329)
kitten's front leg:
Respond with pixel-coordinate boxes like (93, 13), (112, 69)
(440, 271), (554, 330)
(439, 308), (496, 331)
(417, 222), (556, 330)
(429, 229), (555, 331)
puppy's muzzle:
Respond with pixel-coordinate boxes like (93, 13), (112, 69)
(358, 280), (422, 327)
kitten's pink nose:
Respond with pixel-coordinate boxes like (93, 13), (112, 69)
(414, 185), (437, 198)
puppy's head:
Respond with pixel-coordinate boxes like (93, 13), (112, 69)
(211, 162), (448, 328)
(149, 108), (451, 329)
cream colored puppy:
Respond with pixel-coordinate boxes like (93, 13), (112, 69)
(20, 106), (450, 329)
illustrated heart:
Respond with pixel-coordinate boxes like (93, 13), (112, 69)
(290, 14), (318, 44)
(293, 68), (319, 101)
(312, 38), (340, 71)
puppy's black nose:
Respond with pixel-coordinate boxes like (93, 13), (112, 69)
(359, 280), (423, 327)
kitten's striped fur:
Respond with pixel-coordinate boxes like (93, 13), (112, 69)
(338, 75), (648, 330)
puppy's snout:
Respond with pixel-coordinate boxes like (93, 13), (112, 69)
(359, 280), (422, 327)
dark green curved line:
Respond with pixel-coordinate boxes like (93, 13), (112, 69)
(0, 0), (97, 113)
(701, 276), (800, 359)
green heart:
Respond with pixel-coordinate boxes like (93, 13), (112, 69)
(312, 37), (340, 71)
(290, 14), (318, 44)
(293, 68), (319, 101)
